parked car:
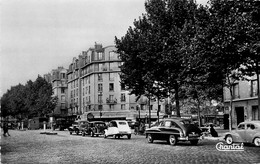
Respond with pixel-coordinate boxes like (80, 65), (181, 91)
(145, 118), (203, 146)
(104, 120), (132, 139)
(224, 121), (260, 147)
(81, 121), (107, 137)
(68, 120), (89, 135)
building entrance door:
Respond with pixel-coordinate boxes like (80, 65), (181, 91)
(235, 107), (244, 125)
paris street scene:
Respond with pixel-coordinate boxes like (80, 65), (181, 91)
(1, 0), (260, 164)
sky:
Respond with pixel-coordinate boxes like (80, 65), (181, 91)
(1, 0), (208, 97)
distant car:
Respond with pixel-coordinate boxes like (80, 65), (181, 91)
(104, 120), (132, 139)
(224, 121), (260, 147)
(145, 118), (203, 146)
(82, 121), (107, 137)
(68, 120), (89, 135)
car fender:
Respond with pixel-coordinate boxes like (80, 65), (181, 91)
(252, 132), (260, 142)
(224, 132), (243, 143)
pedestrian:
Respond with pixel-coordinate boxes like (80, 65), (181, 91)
(3, 122), (11, 137)
(209, 124), (218, 137)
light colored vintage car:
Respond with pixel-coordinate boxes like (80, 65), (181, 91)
(224, 121), (260, 147)
(104, 120), (132, 139)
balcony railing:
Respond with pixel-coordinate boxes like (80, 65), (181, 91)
(106, 98), (117, 104)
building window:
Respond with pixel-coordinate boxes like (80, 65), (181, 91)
(86, 86), (88, 95)
(109, 95), (114, 101)
(150, 105), (153, 110)
(61, 73), (65, 79)
(121, 93), (126, 102)
(252, 106), (258, 120)
(98, 84), (103, 92)
(121, 104), (125, 110)
(98, 95), (102, 103)
(232, 83), (239, 99)
(251, 80), (258, 97)
(109, 104), (114, 110)
(89, 86), (91, 94)
(121, 83), (126, 90)
(109, 83), (114, 91)
(83, 88), (85, 96)
(109, 73), (114, 81)
(98, 105), (103, 111)
(98, 74), (102, 81)
(61, 88), (65, 94)
(98, 52), (104, 60)
(61, 103), (66, 109)
(61, 95), (65, 101)
(94, 64), (99, 72)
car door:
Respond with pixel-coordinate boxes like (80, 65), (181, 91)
(236, 123), (246, 142)
(245, 124), (256, 143)
(107, 121), (118, 135)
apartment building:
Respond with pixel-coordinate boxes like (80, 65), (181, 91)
(223, 74), (259, 127)
(67, 43), (165, 122)
(44, 67), (68, 116)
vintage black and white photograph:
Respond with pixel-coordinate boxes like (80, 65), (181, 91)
(1, 0), (260, 163)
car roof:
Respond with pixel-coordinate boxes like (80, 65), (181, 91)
(162, 118), (191, 122)
(110, 120), (127, 122)
(89, 121), (105, 123)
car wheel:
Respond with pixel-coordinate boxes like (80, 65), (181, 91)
(69, 131), (72, 135)
(127, 134), (131, 139)
(82, 132), (85, 136)
(90, 131), (94, 137)
(76, 130), (79, 135)
(104, 134), (107, 138)
(169, 135), (177, 146)
(253, 137), (260, 147)
(225, 135), (233, 145)
(190, 140), (199, 145)
(147, 134), (153, 143)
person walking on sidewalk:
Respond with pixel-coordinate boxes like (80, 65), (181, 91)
(3, 122), (11, 137)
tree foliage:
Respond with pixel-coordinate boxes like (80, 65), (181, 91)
(1, 75), (57, 120)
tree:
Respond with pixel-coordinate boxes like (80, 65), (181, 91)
(193, 0), (252, 130)
(116, 0), (202, 117)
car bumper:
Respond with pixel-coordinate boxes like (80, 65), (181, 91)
(178, 136), (203, 141)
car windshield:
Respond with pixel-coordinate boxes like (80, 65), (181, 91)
(118, 122), (127, 125)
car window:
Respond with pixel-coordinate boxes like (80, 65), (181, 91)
(238, 124), (245, 130)
(247, 124), (255, 130)
(118, 122), (127, 125)
(164, 121), (171, 127)
(171, 121), (179, 128)
(109, 122), (117, 127)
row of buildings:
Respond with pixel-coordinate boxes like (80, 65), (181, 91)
(44, 43), (260, 128)
(44, 43), (166, 123)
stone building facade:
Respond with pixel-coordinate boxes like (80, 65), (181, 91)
(223, 74), (259, 127)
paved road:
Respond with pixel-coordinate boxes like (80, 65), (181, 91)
(1, 129), (260, 164)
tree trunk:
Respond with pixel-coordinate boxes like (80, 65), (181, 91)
(229, 87), (233, 131)
(175, 83), (181, 117)
(256, 62), (260, 120)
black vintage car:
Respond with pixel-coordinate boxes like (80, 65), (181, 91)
(81, 121), (107, 137)
(68, 120), (89, 135)
(145, 118), (202, 146)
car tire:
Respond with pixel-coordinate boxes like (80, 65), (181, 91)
(127, 134), (131, 139)
(69, 131), (72, 135)
(104, 134), (107, 138)
(76, 130), (79, 135)
(226, 135), (233, 145)
(253, 137), (260, 147)
(169, 135), (177, 146)
(147, 134), (153, 143)
(190, 140), (199, 145)
(82, 132), (85, 136)
(90, 131), (94, 137)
